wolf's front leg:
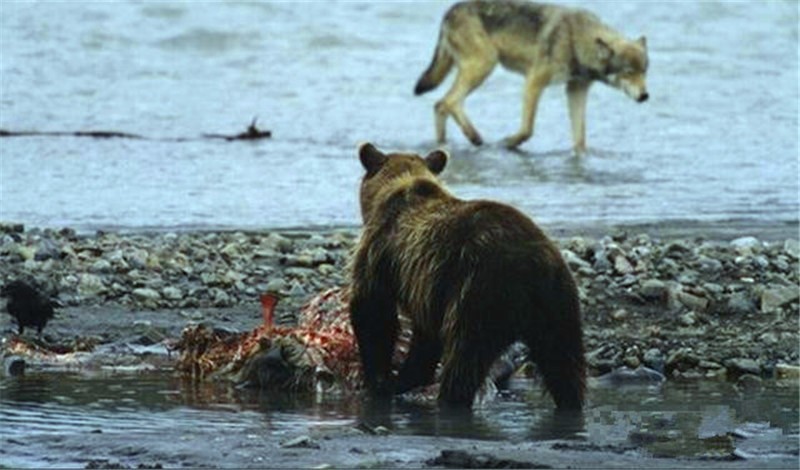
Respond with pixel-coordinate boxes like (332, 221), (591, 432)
(504, 69), (552, 149)
(567, 80), (591, 155)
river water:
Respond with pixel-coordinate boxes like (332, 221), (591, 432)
(1, 372), (798, 468)
(0, 1), (798, 234)
(1, 2), (798, 468)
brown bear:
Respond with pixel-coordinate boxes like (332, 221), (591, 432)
(349, 143), (585, 409)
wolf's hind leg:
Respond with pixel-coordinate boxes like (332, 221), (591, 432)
(504, 68), (552, 149)
(435, 52), (496, 146)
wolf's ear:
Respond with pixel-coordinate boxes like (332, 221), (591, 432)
(424, 149), (448, 175)
(595, 38), (614, 62)
(358, 142), (387, 173)
(637, 36), (647, 49)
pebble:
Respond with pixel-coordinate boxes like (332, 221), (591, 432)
(4, 355), (26, 376)
(281, 435), (320, 449)
(0, 224), (797, 381)
(735, 374), (763, 392)
(610, 308), (628, 321)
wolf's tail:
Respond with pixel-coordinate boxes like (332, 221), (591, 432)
(414, 30), (453, 95)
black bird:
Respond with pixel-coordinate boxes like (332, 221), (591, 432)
(1, 280), (57, 335)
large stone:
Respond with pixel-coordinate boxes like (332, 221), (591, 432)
(676, 291), (709, 311)
(263, 233), (294, 253)
(90, 259), (113, 273)
(15, 245), (36, 261)
(34, 239), (61, 261)
(730, 236), (760, 250)
(211, 288), (231, 306)
(132, 287), (161, 301)
(726, 292), (756, 315)
(760, 286), (799, 312)
(643, 348), (664, 368)
(78, 274), (107, 297)
(561, 249), (591, 271)
(265, 278), (287, 293)
(221, 270), (246, 285)
(640, 279), (668, 301)
(666, 347), (699, 372)
(696, 255), (723, 273)
(125, 248), (149, 269)
(613, 255), (634, 275)
(776, 364), (800, 380)
(162, 286), (183, 301)
(783, 239), (799, 259)
(725, 358), (761, 376)
(220, 243), (241, 260)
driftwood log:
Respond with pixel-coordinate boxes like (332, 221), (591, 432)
(0, 118), (271, 142)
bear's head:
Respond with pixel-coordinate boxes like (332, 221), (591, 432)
(356, 143), (448, 223)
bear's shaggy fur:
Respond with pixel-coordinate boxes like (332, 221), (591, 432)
(349, 143), (585, 409)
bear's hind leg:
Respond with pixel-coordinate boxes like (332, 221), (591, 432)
(523, 267), (586, 410)
(395, 332), (442, 394)
(531, 352), (585, 410)
(438, 332), (509, 408)
(523, 320), (585, 409)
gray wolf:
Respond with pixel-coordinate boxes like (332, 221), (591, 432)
(415, 0), (649, 153)
(349, 142), (585, 409)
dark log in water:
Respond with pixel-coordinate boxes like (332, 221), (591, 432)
(202, 117), (272, 141)
(0, 119), (271, 142)
(0, 129), (142, 139)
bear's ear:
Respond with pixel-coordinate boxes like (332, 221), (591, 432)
(637, 36), (647, 49)
(424, 149), (448, 175)
(358, 142), (387, 173)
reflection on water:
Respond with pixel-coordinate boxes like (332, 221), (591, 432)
(1, 372), (797, 467)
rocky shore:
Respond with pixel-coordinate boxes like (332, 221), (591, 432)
(1, 223), (798, 382)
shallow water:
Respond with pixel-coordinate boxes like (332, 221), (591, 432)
(0, 373), (797, 468)
(1, 1), (798, 233)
